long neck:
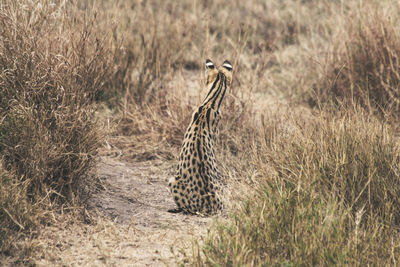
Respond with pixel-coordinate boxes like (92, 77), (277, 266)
(187, 72), (228, 132)
(201, 73), (227, 112)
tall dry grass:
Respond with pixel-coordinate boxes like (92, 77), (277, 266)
(103, 0), (328, 160)
(187, 1), (400, 266)
(2, 0), (400, 265)
(311, 2), (400, 116)
(90, 0), (400, 264)
(0, 0), (115, 257)
(192, 109), (400, 266)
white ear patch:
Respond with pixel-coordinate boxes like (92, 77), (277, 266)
(222, 61), (232, 71)
(206, 61), (214, 68)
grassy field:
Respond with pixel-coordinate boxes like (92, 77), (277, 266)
(1, 0), (400, 265)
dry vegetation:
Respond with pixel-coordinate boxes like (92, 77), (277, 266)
(312, 2), (400, 116)
(0, 0), (114, 260)
(1, 0), (400, 265)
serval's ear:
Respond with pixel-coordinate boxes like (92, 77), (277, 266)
(220, 60), (233, 85)
(205, 59), (215, 70)
(205, 59), (218, 85)
(222, 60), (232, 72)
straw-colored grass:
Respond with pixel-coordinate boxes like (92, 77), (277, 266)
(193, 110), (400, 266)
(311, 2), (400, 116)
(2, 0), (400, 265)
(0, 0), (114, 260)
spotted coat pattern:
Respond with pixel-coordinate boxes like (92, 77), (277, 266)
(168, 59), (233, 214)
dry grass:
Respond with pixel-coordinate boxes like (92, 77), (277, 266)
(311, 1), (400, 116)
(193, 109), (400, 265)
(0, 165), (39, 263)
(2, 0), (400, 265)
(0, 0), (115, 260)
(187, 1), (400, 265)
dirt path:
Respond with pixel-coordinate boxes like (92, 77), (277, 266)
(33, 156), (213, 266)
(26, 70), (220, 266)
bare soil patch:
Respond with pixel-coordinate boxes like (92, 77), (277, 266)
(32, 156), (213, 266)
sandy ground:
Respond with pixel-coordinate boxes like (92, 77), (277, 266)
(32, 156), (213, 266)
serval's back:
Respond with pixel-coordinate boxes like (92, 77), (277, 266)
(168, 59), (233, 215)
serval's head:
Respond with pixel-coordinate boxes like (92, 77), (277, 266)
(205, 59), (233, 87)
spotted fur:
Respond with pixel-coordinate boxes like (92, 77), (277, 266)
(168, 59), (233, 215)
